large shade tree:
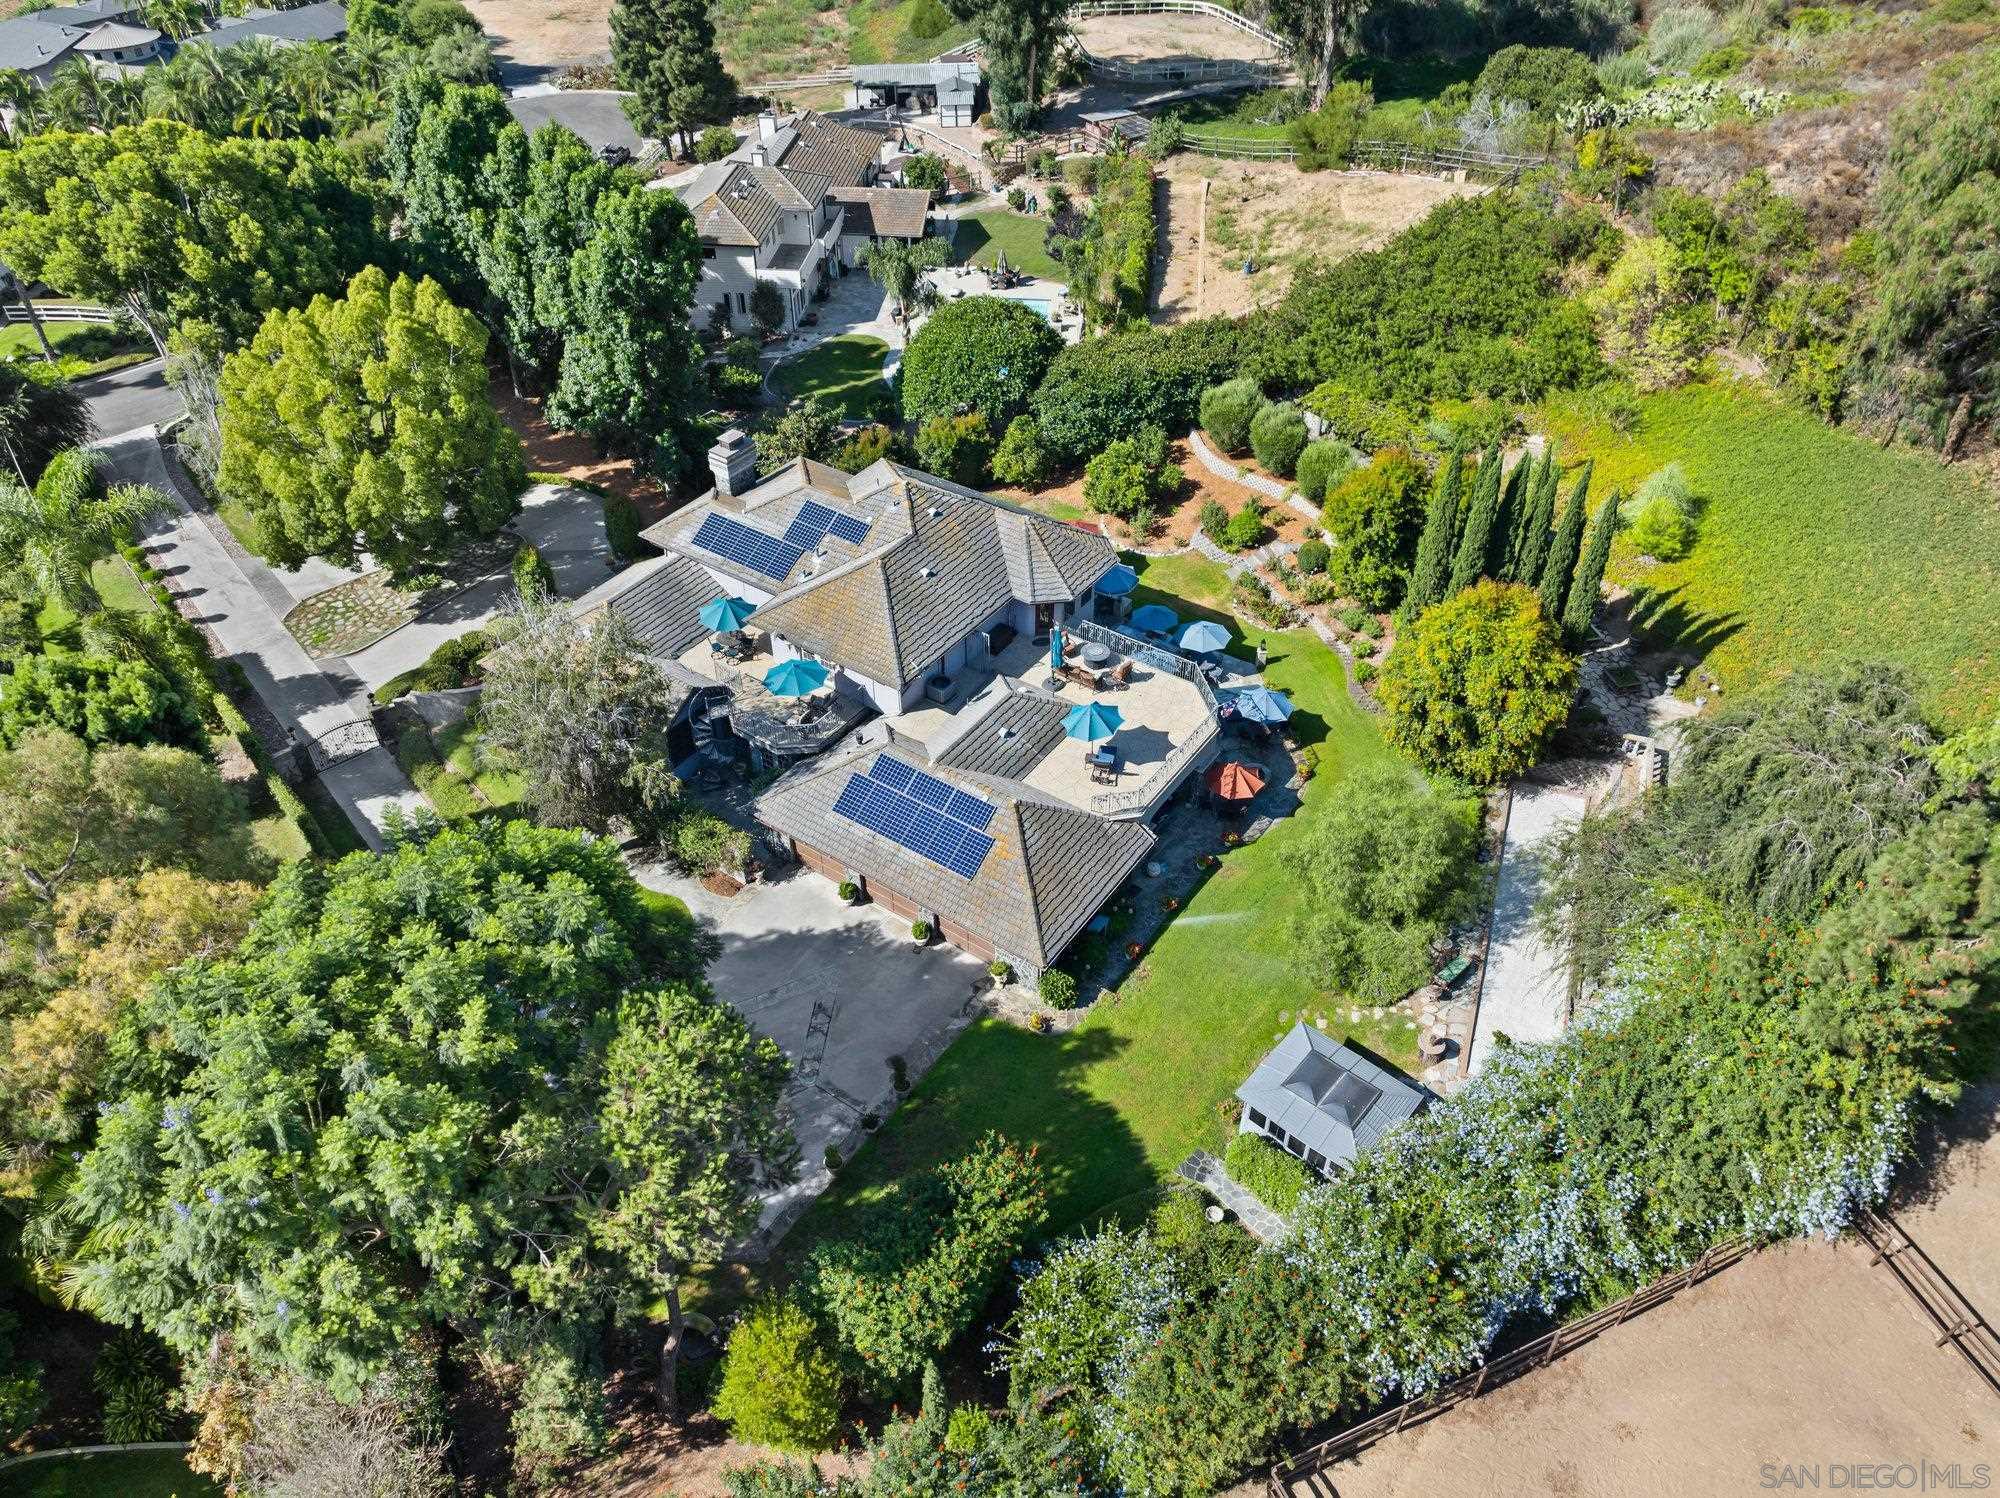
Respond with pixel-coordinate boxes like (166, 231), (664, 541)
(0, 363), (91, 487)
(57, 818), (795, 1453)
(610, 0), (736, 152)
(217, 265), (526, 574)
(941, 0), (1067, 128)
(0, 120), (380, 352)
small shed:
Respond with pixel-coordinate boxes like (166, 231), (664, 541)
(1234, 1023), (1427, 1177)
(1080, 109), (1149, 150)
(849, 61), (984, 127)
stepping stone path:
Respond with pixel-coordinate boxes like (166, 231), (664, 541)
(1176, 1149), (1289, 1243)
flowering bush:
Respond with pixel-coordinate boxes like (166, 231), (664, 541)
(1560, 79), (1789, 133)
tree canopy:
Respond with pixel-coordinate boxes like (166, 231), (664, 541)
(1321, 446), (1427, 609)
(217, 265), (525, 573)
(1379, 579), (1577, 782)
(0, 120), (380, 352)
(611, 0), (736, 147)
(899, 296), (1062, 430)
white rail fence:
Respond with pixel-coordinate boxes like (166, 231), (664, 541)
(2, 301), (118, 325)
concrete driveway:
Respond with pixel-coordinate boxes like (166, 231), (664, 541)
(342, 481), (617, 690)
(504, 89), (645, 157)
(79, 357), (184, 437)
(1467, 781), (1590, 1073)
(634, 860), (989, 1248)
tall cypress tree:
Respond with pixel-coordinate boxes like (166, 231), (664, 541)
(1538, 459), (1593, 624)
(1448, 440), (1503, 596)
(1564, 491), (1621, 643)
(1403, 448), (1462, 618)
(1487, 453), (1531, 581)
(612, 0), (737, 154)
(1513, 443), (1560, 586)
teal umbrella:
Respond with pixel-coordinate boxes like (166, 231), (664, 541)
(1062, 700), (1123, 741)
(763, 658), (829, 697)
(1130, 603), (1180, 634)
(1179, 620), (1231, 654)
(1051, 623), (1065, 672)
(699, 594), (756, 632)
(1095, 563), (1139, 597)
(1233, 686), (1294, 724)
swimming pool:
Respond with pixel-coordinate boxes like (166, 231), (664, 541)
(1019, 298), (1054, 322)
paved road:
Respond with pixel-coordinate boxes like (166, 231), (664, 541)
(97, 429), (424, 849)
(503, 89), (643, 155)
(78, 358), (184, 438)
(1467, 780), (1589, 1073)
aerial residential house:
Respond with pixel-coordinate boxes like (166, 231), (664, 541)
(0, 0), (345, 84)
(847, 59), (983, 126)
(1235, 1024), (1429, 1177)
(658, 110), (932, 336)
(574, 429), (1228, 977)
(200, 1), (349, 49)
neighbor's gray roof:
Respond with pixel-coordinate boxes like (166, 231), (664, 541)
(682, 460), (1113, 689)
(0, 14), (86, 71)
(852, 61), (982, 87)
(933, 684), (1071, 783)
(74, 18), (156, 46)
(1236, 1024), (1426, 1167)
(201, 0), (345, 46)
(34, 0), (139, 22)
(756, 738), (1153, 968)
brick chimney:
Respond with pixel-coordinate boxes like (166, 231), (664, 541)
(708, 428), (758, 499)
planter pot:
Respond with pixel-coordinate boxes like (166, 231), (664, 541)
(1125, 941), (1144, 960)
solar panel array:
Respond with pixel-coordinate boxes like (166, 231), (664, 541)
(691, 514), (804, 580)
(784, 499), (872, 550)
(831, 757), (996, 880)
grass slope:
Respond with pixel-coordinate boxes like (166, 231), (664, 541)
(1538, 380), (2000, 731)
(773, 334), (890, 419)
(793, 554), (1412, 1245)
(8, 1448), (220, 1498)
(715, 0), (969, 82)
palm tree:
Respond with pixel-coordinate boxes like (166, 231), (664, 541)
(858, 235), (953, 333)
(342, 27), (394, 90)
(0, 365), (94, 485)
(279, 41), (338, 130)
(0, 70), (49, 142)
(45, 58), (108, 131)
(232, 73), (287, 138)
(141, 0), (204, 39)
(100, 72), (147, 128)
(167, 42), (232, 131)
(0, 449), (166, 618)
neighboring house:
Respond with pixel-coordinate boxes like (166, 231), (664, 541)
(848, 60), (983, 126)
(0, 0), (345, 85)
(655, 110), (933, 335)
(574, 427), (1226, 977)
(1235, 1023), (1429, 1177)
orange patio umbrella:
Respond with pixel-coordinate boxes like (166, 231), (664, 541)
(1204, 760), (1265, 802)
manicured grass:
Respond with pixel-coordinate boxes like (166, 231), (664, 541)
(1536, 380), (2000, 731)
(397, 718), (525, 823)
(952, 210), (1065, 281)
(87, 555), (155, 615)
(0, 316), (151, 376)
(773, 334), (890, 420)
(7, 1448), (219, 1498)
(211, 491), (272, 561)
(791, 553), (1413, 1245)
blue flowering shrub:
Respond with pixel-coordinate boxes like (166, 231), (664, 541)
(1222, 1131), (1315, 1216)
(996, 785), (1995, 1494)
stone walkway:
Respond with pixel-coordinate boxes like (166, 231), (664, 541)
(1177, 1149), (1289, 1242)
(1187, 428), (1319, 523)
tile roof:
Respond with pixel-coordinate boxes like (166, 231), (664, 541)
(743, 464), (1114, 687)
(827, 185), (931, 240)
(0, 13), (85, 70)
(200, 0), (345, 45)
(1235, 1023), (1428, 1169)
(603, 552), (726, 661)
(774, 111), (886, 184)
(683, 162), (783, 247)
(756, 738), (1153, 968)
(933, 685), (1070, 782)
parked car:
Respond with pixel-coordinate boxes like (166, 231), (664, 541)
(598, 143), (633, 167)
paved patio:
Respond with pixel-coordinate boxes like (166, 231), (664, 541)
(1177, 1149), (1290, 1242)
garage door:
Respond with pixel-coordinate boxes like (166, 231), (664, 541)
(795, 840), (846, 883)
(938, 916), (994, 962)
(870, 882), (920, 922)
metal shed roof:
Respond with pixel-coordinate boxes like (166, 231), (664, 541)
(1235, 1023), (1426, 1168)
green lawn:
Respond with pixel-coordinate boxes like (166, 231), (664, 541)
(7, 1448), (219, 1498)
(211, 491), (272, 561)
(789, 554), (1412, 1247)
(0, 316), (151, 376)
(1536, 381), (2000, 731)
(397, 717), (526, 823)
(952, 210), (1065, 281)
(773, 334), (890, 420)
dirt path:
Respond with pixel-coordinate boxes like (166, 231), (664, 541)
(463, 0), (611, 68)
(1071, 10), (1280, 64)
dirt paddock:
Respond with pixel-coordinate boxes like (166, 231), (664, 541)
(1070, 10), (1282, 65)
(1157, 155), (1486, 321)
(1323, 1088), (2000, 1498)
(463, 0), (611, 68)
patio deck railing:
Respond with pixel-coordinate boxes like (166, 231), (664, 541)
(1067, 616), (1223, 819)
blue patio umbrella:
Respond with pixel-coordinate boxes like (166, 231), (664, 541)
(1062, 700), (1124, 742)
(699, 594), (756, 632)
(763, 658), (829, 698)
(1179, 619), (1231, 654)
(1233, 685), (1295, 724)
(1094, 563), (1139, 597)
(1051, 623), (1065, 672)
(1130, 603), (1180, 634)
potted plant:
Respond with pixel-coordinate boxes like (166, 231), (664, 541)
(837, 880), (859, 904)
(1125, 940), (1144, 959)
(1028, 1010), (1049, 1032)
(911, 919), (932, 945)
(988, 959), (1013, 987)
(1162, 895), (1181, 912)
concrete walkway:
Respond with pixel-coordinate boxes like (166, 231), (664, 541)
(102, 429), (425, 850)
(1466, 779), (1592, 1072)
(1176, 1148), (1290, 1243)
(1187, 428), (1318, 522)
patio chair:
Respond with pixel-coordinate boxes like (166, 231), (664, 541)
(1107, 659), (1134, 690)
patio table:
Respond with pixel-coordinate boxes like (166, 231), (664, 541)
(1080, 641), (1112, 667)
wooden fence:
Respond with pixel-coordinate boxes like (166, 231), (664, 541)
(1853, 1209), (2000, 1396)
(1266, 1237), (1756, 1494)
(1069, 0), (1288, 51)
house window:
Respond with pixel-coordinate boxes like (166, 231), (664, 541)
(1246, 1108), (1266, 1129)
(702, 247), (716, 259)
(1306, 1149), (1327, 1173)
(1282, 1133), (1304, 1157)
(734, 292), (747, 315)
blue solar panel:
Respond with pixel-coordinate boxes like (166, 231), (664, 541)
(946, 789), (994, 830)
(692, 514), (804, 581)
(833, 768), (994, 880)
(869, 757), (915, 791)
(784, 500), (873, 551)
(908, 769), (955, 812)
